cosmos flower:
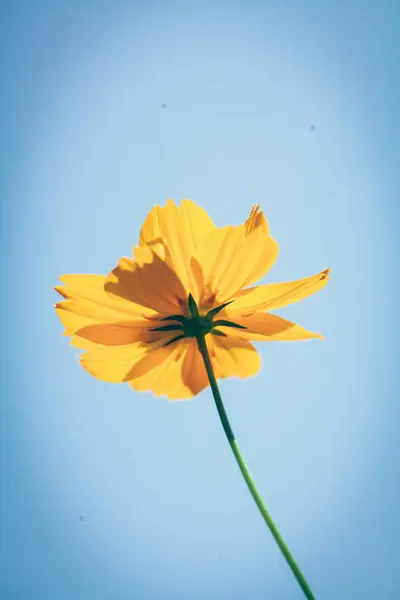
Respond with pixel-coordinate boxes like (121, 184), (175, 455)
(55, 199), (329, 399)
(55, 198), (328, 599)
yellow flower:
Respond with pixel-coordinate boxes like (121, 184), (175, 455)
(54, 199), (329, 399)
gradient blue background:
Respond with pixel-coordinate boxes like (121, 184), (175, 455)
(1, 1), (399, 599)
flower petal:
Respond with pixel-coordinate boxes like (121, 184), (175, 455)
(129, 339), (205, 399)
(195, 207), (278, 303)
(230, 269), (330, 312)
(75, 321), (155, 346)
(138, 198), (215, 299)
(195, 225), (244, 301)
(181, 339), (209, 395)
(180, 198), (216, 248)
(79, 343), (157, 383)
(128, 335), (260, 399)
(140, 198), (215, 250)
(105, 252), (187, 315)
(54, 274), (155, 339)
(209, 335), (261, 380)
(54, 296), (151, 326)
(55, 274), (151, 317)
(55, 303), (150, 342)
(240, 207), (279, 288)
(222, 312), (323, 341)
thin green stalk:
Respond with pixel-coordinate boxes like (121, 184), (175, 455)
(196, 332), (316, 600)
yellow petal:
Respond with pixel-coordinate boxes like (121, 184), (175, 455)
(156, 200), (198, 298)
(223, 312), (323, 341)
(216, 227), (278, 301)
(195, 207), (278, 303)
(54, 274), (154, 340)
(139, 204), (164, 250)
(80, 335), (191, 383)
(138, 198), (215, 299)
(133, 244), (157, 267)
(230, 269), (330, 312)
(105, 252), (187, 315)
(240, 206), (279, 288)
(129, 339), (204, 399)
(244, 205), (265, 235)
(55, 274), (151, 317)
(68, 319), (151, 346)
(139, 198), (215, 250)
(54, 297), (150, 328)
(79, 343), (156, 383)
(195, 225), (244, 301)
(209, 335), (261, 380)
(181, 339), (209, 395)
(55, 304), (99, 333)
(128, 336), (260, 399)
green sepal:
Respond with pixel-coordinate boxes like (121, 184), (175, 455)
(211, 329), (228, 337)
(212, 319), (247, 330)
(163, 334), (186, 347)
(150, 324), (184, 332)
(160, 315), (188, 324)
(205, 300), (234, 320)
(188, 294), (200, 318)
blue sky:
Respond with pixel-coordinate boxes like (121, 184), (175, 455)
(1, 1), (399, 599)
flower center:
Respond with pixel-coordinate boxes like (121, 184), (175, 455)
(150, 294), (247, 347)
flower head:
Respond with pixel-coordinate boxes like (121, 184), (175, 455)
(55, 199), (329, 399)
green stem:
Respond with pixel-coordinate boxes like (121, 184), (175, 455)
(196, 332), (316, 600)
